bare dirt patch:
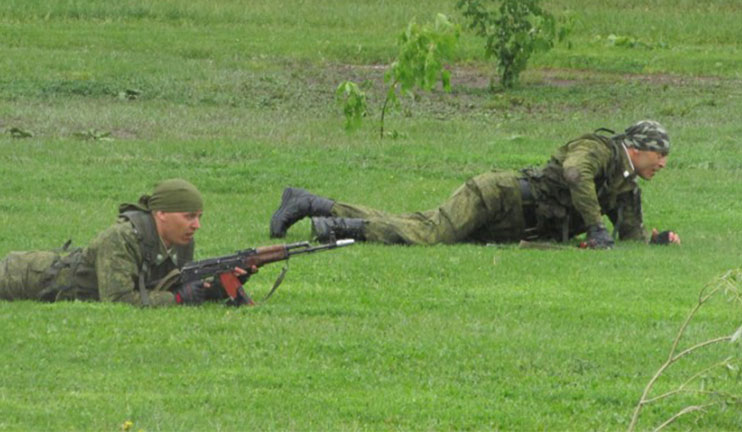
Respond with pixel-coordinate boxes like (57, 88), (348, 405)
(322, 63), (726, 91)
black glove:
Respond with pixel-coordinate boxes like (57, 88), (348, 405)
(650, 230), (673, 245)
(174, 280), (207, 305)
(585, 223), (615, 249)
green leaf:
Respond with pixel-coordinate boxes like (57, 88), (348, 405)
(335, 80), (367, 132)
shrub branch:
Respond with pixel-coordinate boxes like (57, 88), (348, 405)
(628, 269), (742, 432)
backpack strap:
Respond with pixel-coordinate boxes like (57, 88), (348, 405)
(593, 127), (615, 135)
(589, 131), (640, 238)
(573, 132), (621, 190)
(118, 209), (160, 306)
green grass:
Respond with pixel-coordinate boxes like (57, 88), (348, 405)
(1, 0), (742, 430)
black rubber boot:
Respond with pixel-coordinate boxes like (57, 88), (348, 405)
(270, 188), (334, 238)
(311, 217), (366, 243)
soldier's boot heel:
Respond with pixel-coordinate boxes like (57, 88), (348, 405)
(270, 187), (334, 238)
(311, 217), (366, 243)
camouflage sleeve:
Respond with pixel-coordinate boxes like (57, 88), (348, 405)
(94, 225), (177, 306)
(611, 190), (650, 242)
(561, 140), (612, 227)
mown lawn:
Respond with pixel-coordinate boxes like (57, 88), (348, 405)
(1, 1), (741, 430)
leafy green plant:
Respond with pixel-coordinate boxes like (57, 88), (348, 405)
(380, 13), (459, 138)
(628, 269), (742, 431)
(457, 0), (570, 89)
(335, 80), (367, 132)
(336, 13), (459, 138)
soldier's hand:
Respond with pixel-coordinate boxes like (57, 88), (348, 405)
(174, 280), (208, 305)
(231, 266), (254, 284)
(651, 228), (681, 245)
(585, 223), (614, 249)
(207, 267), (255, 294)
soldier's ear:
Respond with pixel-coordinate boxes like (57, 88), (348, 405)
(153, 210), (169, 225)
(626, 146), (640, 163)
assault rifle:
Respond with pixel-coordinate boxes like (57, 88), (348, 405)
(180, 239), (354, 306)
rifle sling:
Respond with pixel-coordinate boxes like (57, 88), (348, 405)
(138, 261), (151, 306)
(260, 264), (289, 303)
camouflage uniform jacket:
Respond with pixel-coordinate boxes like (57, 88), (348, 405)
(524, 133), (649, 242)
(60, 207), (194, 306)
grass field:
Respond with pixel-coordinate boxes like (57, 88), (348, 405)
(1, 0), (741, 430)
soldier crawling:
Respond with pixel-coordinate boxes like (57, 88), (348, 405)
(270, 120), (680, 248)
(0, 179), (243, 306)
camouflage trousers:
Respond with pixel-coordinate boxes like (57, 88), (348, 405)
(0, 250), (76, 301)
(331, 170), (527, 245)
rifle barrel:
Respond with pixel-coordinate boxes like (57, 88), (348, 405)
(288, 239), (355, 256)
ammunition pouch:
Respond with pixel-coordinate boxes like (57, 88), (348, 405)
(519, 169), (572, 242)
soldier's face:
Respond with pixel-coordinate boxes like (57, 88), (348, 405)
(631, 150), (668, 180)
(154, 210), (202, 247)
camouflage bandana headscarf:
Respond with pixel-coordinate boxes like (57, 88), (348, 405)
(139, 179), (203, 213)
(614, 120), (670, 154)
